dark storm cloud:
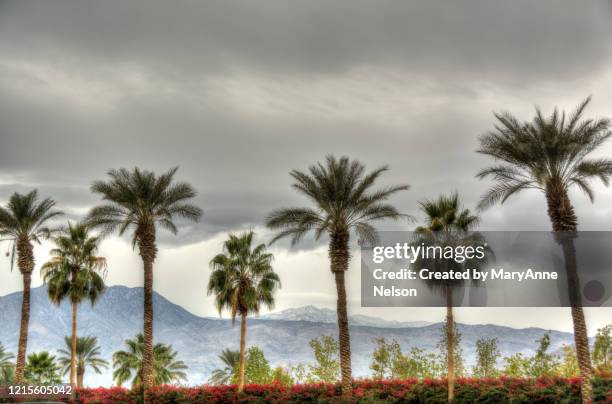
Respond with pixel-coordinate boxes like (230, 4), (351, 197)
(0, 0), (610, 80)
(1, 0), (612, 249)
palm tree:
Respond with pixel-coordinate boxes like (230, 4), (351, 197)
(87, 167), (202, 389)
(24, 351), (61, 384)
(477, 97), (612, 403)
(265, 155), (410, 395)
(0, 343), (14, 383)
(57, 336), (109, 388)
(112, 334), (187, 389)
(414, 192), (479, 402)
(0, 190), (63, 382)
(209, 349), (240, 385)
(208, 231), (280, 392)
(41, 222), (107, 386)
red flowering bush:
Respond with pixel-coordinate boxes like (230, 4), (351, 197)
(6, 377), (610, 403)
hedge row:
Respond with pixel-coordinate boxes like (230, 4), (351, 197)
(7, 377), (612, 403)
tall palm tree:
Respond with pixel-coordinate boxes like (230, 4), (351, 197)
(265, 155), (410, 395)
(112, 334), (187, 389)
(86, 167), (202, 389)
(477, 97), (612, 403)
(414, 192), (479, 402)
(0, 190), (63, 382)
(57, 336), (109, 388)
(41, 222), (107, 386)
(24, 351), (61, 384)
(209, 348), (240, 385)
(208, 231), (280, 392)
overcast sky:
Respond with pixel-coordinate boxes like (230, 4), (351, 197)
(1, 0), (611, 335)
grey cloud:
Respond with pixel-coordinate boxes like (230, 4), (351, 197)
(0, 0), (611, 81)
(1, 0), (611, 252)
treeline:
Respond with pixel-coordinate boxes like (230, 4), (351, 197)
(1, 97), (612, 403)
(204, 325), (611, 386)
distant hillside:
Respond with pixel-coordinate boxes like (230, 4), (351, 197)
(0, 286), (576, 387)
(260, 305), (431, 328)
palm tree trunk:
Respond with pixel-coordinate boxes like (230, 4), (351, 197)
(446, 287), (455, 403)
(77, 365), (84, 389)
(329, 231), (352, 396)
(14, 237), (34, 383)
(70, 300), (77, 386)
(545, 185), (592, 403)
(137, 224), (157, 390)
(238, 312), (247, 392)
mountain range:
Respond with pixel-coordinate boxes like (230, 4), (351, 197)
(0, 286), (577, 387)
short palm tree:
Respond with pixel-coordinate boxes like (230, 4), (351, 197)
(414, 192), (479, 402)
(0, 190), (63, 382)
(112, 334), (187, 389)
(209, 348), (240, 385)
(477, 97), (612, 403)
(24, 351), (61, 384)
(0, 343), (14, 383)
(266, 155), (410, 395)
(87, 167), (202, 389)
(41, 222), (107, 386)
(57, 336), (108, 388)
(208, 231), (280, 392)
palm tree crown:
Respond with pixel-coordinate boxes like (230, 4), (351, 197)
(209, 349), (240, 385)
(42, 222), (107, 306)
(0, 190), (63, 246)
(416, 192), (479, 234)
(57, 336), (108, 387)
(87, 167), (202, 243)
(477, 97), (612, 230)
(24, 352), (61, 384)
(112, 334), (187, 389)
(208, 231), (280, 321)
(266, 155), (410, 246)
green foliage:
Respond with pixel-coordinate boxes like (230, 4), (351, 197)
(370, 338), (442, 380)
(57, 336), (109, 378)
(472, 337), (500, 378)
(477, 97), (612, 209)
(210, 346), (280, 385)
(271, 366), (293, 387)
(265, 155), (410, 248)
(0, 190), (63, 246)
(592, 324), (611, 373)
(0, 343), (15, 383)
(209, 349), (239, 385)
(501, 332), (563, 377)
(24, 351), (62, 384)
(42, 222), (107, 306)
(395, 347), (443, 379)
(87, 167), (202, 242)
(112, 334), (187, 389)
(370, 337), (399, 379)
(243, 347), (272, 384)
(437, 320), (465, 376)
(530, 332), (560, 377)
(308, 335), (340, 383)
(556, 344), (580, 377)
(501, 353), (530, 377)
(208, 231), (280, 321)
